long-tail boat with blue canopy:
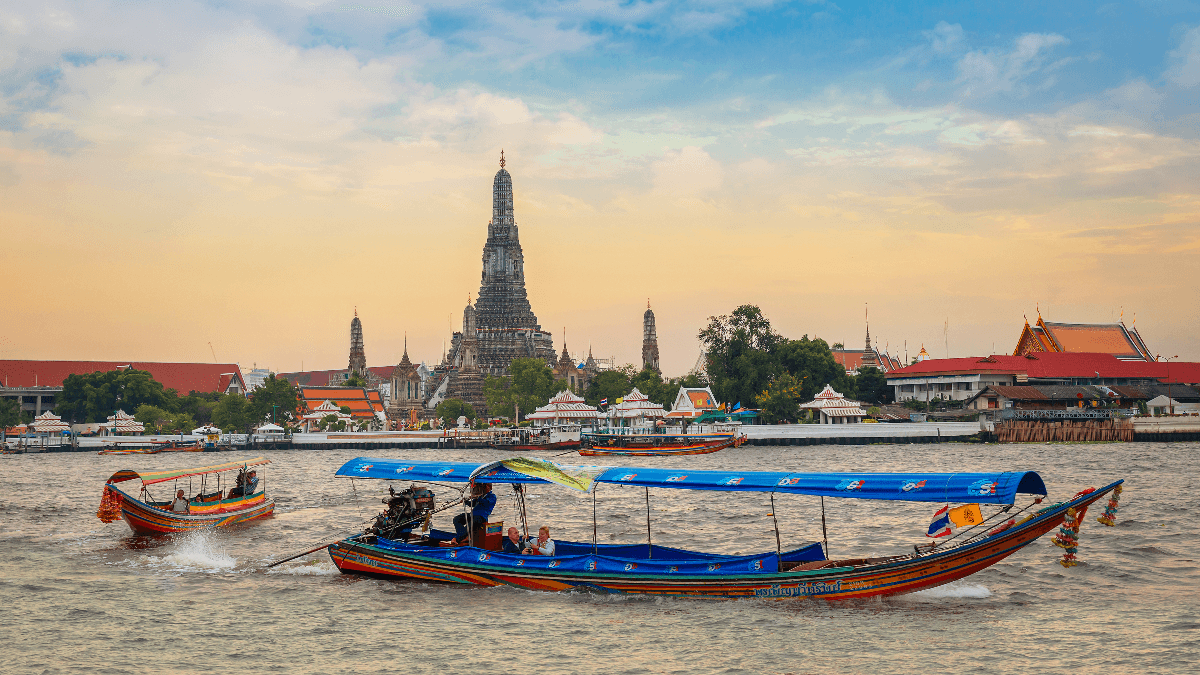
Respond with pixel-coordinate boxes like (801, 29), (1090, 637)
(97, 457), (275, 535)
(327, 457), (1123, 599)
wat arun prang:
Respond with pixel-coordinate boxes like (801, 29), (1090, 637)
(444, 152), (556, 414)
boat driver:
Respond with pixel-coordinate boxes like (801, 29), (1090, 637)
(449, 482), (495, 546)
(169, 489), (190, 513)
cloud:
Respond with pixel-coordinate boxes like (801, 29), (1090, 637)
(1166, 25), (1200, 87)
(651, 146), (722, 196)
(957, 32), (1070, 97)
(925, 21), (964, 55)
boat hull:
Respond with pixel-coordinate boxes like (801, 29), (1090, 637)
(580, 435), (739, 457)
(108, 485), (275, 535)
(328, 482), (1118, 598)
(490, 440), (581, 452)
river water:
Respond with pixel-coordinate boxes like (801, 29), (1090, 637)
(1, 442), (1196, 674)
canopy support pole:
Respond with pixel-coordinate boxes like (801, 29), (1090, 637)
(820, 496), (829, 559)
(645, 486), (653, 559)
(770, 493), (782, 571)
(592, 486), (598, 555)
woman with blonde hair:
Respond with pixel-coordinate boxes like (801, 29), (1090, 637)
(524, 526), (555, 556)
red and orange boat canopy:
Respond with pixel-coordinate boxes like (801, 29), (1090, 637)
(106, 457), (270, 486)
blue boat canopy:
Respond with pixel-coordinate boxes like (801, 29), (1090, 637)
(335, 458), (1047, 505)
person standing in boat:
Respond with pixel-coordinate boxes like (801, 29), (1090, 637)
(523, 526), (555, 556)
(169, 489), (189, 513)
(450, 482), (495, 546)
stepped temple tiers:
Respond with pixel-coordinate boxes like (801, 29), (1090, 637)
(642, 301), (661, 374)
(446, 151), (556, 377)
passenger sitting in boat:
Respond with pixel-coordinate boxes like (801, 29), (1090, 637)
(169, 489), (190, 513)
(449, 482), (495, 546)
(523, 526), (555, 556)
(502, 527), (527, 554)
(228, 471), (259, 498)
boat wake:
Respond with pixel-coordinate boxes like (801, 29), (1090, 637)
(146, 532), (237, 572)
(908, 581), (992, 600)
(267, 560), (340, 576)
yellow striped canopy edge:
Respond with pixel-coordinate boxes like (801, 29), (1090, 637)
(106, 457), (270, 486)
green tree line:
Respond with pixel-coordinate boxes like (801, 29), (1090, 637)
(54, 369), (301, 434)
(700, 304), (892, 423)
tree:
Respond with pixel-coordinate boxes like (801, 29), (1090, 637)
(134, 404), (196, 435)
(584, 365), (636, 408)
(212, 394), (253, 432)
(484, 358), (559, 421)
(343, 372), (368, 388)
(0, 397), (20, 442)
(854, 366), (891, 404)
(436, 399), (475, 426)
(177, 392), (220, 426)
(775, 336), (848, 402)
(755, 373), (807, 424)
(56, 369), (174, 423)
(317, 414), (346, 432)
(248, 375), (300, 427)
(698, 305), (783, 409)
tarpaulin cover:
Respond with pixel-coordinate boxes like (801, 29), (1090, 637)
(335, 458), (1047, 505)
(107, 457), (270, 486)
(374, 539), (788, 576)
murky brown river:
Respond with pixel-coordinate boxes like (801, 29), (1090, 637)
(1, 442), (1196, 674)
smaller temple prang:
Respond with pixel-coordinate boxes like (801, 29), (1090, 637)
(348, 312), (366, 374)
(642, 302), (661, 374)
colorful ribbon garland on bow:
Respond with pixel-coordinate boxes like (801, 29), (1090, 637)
(1053, 507), (1082, 567)
(1096, 485), (1123, 527)
(96, 486), (123, 524)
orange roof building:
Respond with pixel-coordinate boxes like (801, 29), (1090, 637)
(1014, 315), (1153, 361)
(297, 386), (386, 427)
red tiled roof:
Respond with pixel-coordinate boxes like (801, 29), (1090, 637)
(886, 352), (1200, 384)
(832, 351), (865, 371)
(278, 366), (394, 387)
(0, 360), (245, 394)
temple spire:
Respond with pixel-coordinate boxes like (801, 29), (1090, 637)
(500, 149), (505, 168)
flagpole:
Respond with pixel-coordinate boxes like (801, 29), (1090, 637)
(820, 496), (829, 559)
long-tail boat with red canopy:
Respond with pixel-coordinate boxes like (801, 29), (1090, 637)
(326, 457), (1123, 599)
(97, 457), (274, 535)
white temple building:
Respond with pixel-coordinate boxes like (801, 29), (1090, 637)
(611, 388), (667, 428)
(799, 385), (867, 424)
(524, 389), (600, 427)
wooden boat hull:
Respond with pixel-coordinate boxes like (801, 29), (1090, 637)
(328, 482), (1119, 598)
(580, 435), (739, 457)
(106, 485), (275, 535)
(491, 440), (581, 452)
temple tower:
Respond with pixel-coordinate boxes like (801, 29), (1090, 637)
(861, 304), (881, 371)
(642, 301), (661, 374)
(387, 336), (426, 427)
(348, 310), (366, 374)
(447, 298), (488, 417)
(448, 151), (556, 375)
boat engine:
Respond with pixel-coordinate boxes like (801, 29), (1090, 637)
(369, 484), (436, 540)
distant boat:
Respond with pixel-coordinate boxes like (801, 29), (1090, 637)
(326, 457), (1123, 599)
(97, 457), (274, 535)
(579, 429), (744, 456)
(489, 425), (582, 452)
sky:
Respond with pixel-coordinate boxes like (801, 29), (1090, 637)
(3, 0), (1199, 376)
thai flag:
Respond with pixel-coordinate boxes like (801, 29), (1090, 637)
(927, 505), (953, 538)
(600, 398), (608, 406)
